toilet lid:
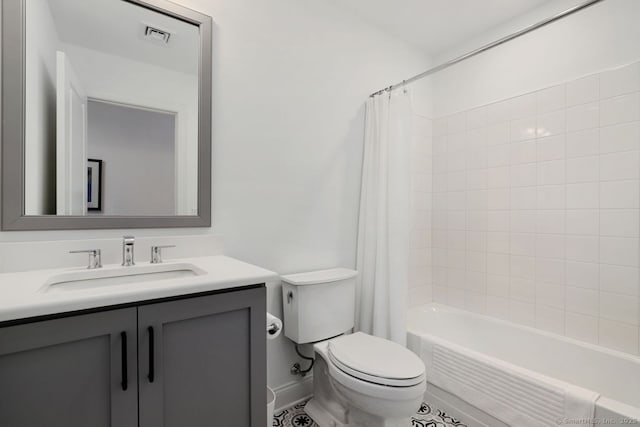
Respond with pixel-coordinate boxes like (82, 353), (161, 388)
(327, 332), (425, 387)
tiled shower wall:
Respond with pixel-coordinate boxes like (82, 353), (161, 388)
(409, 113), (433, 306)
(431, 62), (640, 355)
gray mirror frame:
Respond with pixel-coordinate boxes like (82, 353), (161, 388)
(1, 0), (212, 230)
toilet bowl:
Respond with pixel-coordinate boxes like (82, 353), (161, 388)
(281, 269), (427, 427)
(304, 332), (426, 427)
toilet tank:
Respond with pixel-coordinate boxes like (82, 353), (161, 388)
(281, 268), (358, 344)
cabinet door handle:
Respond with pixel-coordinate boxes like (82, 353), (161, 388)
(147, 326), (155, 383)
(120, 331), (128, 391)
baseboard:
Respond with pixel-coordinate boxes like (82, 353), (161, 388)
(272, 376), (314, 412)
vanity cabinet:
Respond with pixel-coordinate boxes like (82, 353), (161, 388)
(0, 286), (266, 427)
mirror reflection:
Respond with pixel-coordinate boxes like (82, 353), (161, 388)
(24, 0), (199, 216)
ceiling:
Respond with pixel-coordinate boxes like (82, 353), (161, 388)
(328, 0), (556, 56)
(47, 0), (199, 75)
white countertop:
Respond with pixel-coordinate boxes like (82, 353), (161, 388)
(0, 255), (278, 323)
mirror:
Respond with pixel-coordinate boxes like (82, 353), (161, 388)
(1, 0), (212, 230)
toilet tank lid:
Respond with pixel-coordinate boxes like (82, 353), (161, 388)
(281, 268), (358, 286)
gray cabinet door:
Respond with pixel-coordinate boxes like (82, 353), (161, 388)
(0, 308), (138, 427)
(138, 287), (266, 427)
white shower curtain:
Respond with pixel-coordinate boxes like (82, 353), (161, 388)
(355, 89), (413, 346)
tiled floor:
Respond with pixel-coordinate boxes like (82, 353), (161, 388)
(273, 400), (467, 427)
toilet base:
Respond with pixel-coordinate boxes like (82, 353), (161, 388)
(305, 397), (410, 427)
(304, 356), (417, 427)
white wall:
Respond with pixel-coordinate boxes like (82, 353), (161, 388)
(24, 0), (60, 215)
(87, 100), (176, 216)
(428, 0), (640, 355)
(2, 0), (432, 399)
(433, 0), (640, 116)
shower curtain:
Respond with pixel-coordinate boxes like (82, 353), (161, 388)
(355, 89), (413, 346)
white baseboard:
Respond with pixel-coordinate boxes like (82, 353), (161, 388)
(272, 376), (314, 412)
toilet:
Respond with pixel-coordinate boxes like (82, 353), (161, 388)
(281, 268), (426, 427)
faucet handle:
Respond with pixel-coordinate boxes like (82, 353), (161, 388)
(150, 245), (175, 264)
(70, 249), (102, 269)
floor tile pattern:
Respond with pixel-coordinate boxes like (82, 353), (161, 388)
(273, 400), (467, 427)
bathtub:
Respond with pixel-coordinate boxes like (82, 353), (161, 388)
(407, 304), (640, 427)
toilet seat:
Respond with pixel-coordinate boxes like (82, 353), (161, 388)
(326, 332), (425, 387)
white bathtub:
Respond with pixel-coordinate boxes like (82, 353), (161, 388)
(407, 304), (640, 427)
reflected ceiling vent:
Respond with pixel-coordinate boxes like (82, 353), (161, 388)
(144, 26), (171, 44)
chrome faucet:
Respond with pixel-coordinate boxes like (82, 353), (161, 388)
(70, 249), (102, 269)
(122, 236), (135, 266)
(150, 245), (175, 264)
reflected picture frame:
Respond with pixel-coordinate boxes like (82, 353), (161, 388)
(87, 159), (102, 212)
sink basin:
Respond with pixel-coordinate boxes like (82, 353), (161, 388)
(41, 263), (206, 293)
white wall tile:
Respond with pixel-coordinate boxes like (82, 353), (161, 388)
(510, 140), (537, 164)
(486, 295), (509, 319)
(566, 129), (599, 158)
(487, 210), (509, 232)
(566, 102), (599, 132)
(510, 255), (535, 280)
(566, 74), (599, 107)
(537, 185), (566, 210)
(537, 135), (565, 161)
(566, 156), (598, 183)
(447, 112), (467, 134)
(487, 231), (510, 254)
(599, 319), (639, 354)
(537, 84), (566, 114)
(510, 210), (536, 233)
(601, 293), (640, 327)
(566, 183), (599, 209)
(511, 187), (537, 210)
(486, 122), (510, 146)
(536, 110), (565, 137)
(600, 264), (639, 296)
(510, 117), (537, 142)
(536, 234), (565, 259)
(510, 233), (536, 256)
(536, 281), (565, 309)
(566, 235), (599, 263)
(510, 277), (535, 302)
(510, 93), (537, 120)
(487, 166), (510, 188)
(535, 305), (565, 334)
(538, 160), (565, 185)
(486, 100), (511, 125)
(566, 261), (599, 290)
(599, 237), (639, 267)
(536, 258), (564, 285)
(600, 151), (640, 181)
(467, 231), (487, 252)
(565, 312), (599, 344)
(487, 189), (510, 210)
(565, 210), (599, 235)
(600, 121), (640, 154)
(510, 163), (537, 187)
(600, 180), (640, 209)
(537, 210), (565, 234)
(600, 209), (639, 237)
(487, 274), (510, 297)
(487, 253), (509, 276)
(600, 93), (640, 126)
(566, 286), (599, 315)
(509, 300), (535, 327)
(487, 145), (510, 167)
(599, 63), (640, 99)
(432, 66), (640, 355)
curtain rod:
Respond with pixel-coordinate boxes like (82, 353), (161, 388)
(370, 0), (606, 97)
